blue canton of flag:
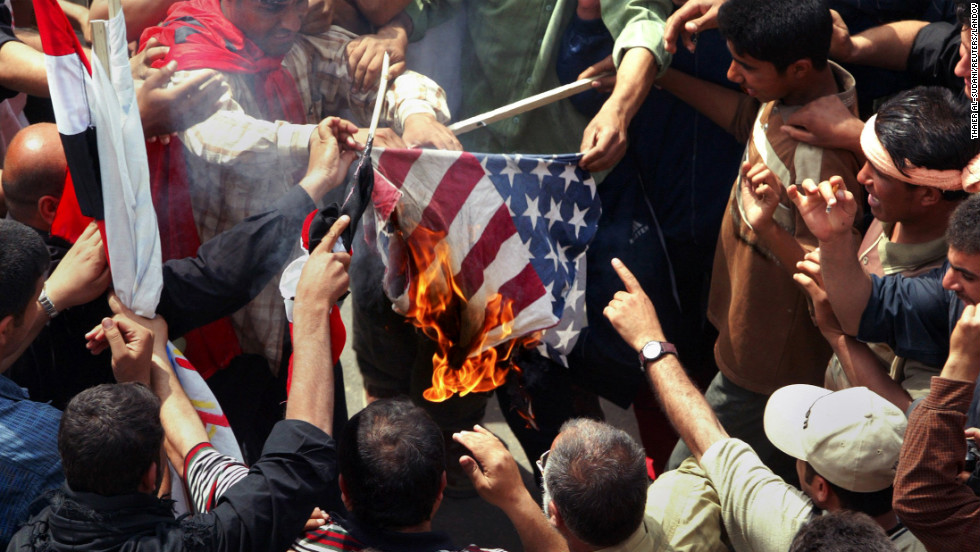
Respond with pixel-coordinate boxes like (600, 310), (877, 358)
(368, 148), (600, 387)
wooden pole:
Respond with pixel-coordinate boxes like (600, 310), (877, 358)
(448, 73), (612, 136)
(89, 20), (110, 80)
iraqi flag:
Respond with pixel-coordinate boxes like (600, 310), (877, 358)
(33, 0), (101, 242)
(33, 0), (244, 513)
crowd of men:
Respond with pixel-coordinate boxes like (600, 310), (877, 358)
(0, 0), (978, 549)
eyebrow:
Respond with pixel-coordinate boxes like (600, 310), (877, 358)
(732, 57), (755, 71)
(952, 263), (979, 279)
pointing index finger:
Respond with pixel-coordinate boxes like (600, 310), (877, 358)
(611, 258), (641, 293)
(319, 215), (350, 253)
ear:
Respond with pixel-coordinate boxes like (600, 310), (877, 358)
(339, 474), (353, 512)
(37, 195), (60, 226)
(787, 58), (813, 79)
(0, 314), (14, 350)
(547, 500), (562, 528)
(431, 471), (447, 518)
(138, 461), (159, 494)
(810, 473), (832, 506)
(917, 186), (942, 207)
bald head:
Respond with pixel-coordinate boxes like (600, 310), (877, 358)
(2, 123), (67, 230)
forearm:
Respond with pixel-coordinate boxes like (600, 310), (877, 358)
(894, 378), (980, 549)
(355, 0), (411, 26)
(0, 41), (48, 97)
(647, 355), (728, 462)
(503, 491), (569, 552)
(828, 333), (911, 411)
(818, 233), (869, 335)
(90, 0), (175, 41)
(753, 221), (807, 277)
(599, 47), (657, 126)
(656, 68), (743, 136)
(844, 20), (930, 70)
(285, 303), (335, 434)
(56, 1), (88, 35)
(152, 348), (210, 475)
(159, 186), (314, 338)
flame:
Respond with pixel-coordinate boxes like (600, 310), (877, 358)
(403, 226), (539, 402)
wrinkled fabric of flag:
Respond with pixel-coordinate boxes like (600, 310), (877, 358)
(368, 148), (599, 373)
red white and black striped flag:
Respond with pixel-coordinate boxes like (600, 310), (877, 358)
(33, 0), (101, 241)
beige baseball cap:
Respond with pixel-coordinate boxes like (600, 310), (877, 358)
(764, 385), (907, 493)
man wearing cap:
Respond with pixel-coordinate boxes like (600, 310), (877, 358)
(781, 86), (973, 413)
(603, 257), (925, 551)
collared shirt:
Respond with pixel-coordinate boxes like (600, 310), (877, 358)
(858, 263), (962, 369)
(859, 221), (948, 278)
(596, 516), (675, 552)
(174, 27), (450, 370)
(406, 0), (671, 156)
(0, 375), (63, 548)
(895, 377), (980, 551)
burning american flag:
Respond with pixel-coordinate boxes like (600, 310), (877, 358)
(368, 148), (600, 402)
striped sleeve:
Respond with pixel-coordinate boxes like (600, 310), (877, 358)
(185, 442), (250, 513)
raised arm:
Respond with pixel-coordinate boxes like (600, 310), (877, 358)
(788, 177), (868, 335)
(454, 426), (570, 552)
(100, 292), (210, 474)
(604, 258), (728, 461)
(738, 162), (808, 274)
(894, 305), (980, 550)
(285, 214), (351, 434)
(578, 46), (657, 171)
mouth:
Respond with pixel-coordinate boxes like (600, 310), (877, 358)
(867, 193), (880, 209)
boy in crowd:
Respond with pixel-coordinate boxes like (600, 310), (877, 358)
(653, 0), (864, 478)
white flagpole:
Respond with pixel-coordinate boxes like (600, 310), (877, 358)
(448, 72), (612, 136)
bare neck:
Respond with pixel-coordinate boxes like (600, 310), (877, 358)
(783, 66), (840, 107)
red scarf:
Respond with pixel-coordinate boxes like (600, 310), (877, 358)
(138, 0), (306, 377)
(139, 0), (305, 122)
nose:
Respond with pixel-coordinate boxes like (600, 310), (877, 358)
(726, 61), (741, 84)
(857, 162), (873, 188)
(943, 266), (958, 292)
(283, 10), (303, 32)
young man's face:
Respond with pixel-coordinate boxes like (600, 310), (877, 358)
(857, 161), (919, 224)
(954, 25), (975, 102)
(725, 42), (793, 103)
(222, 0), (308, 57)
(943, 247), (980, 305)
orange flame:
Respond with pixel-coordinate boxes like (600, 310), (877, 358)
(403, 226), (539, 402)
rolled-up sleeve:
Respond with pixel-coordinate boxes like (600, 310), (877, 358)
(857, 267), (958, 368)
(603, 0), (673, 77)
(209, 420), (337, 552)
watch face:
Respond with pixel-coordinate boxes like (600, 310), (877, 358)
(642, 341), (663, 360)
